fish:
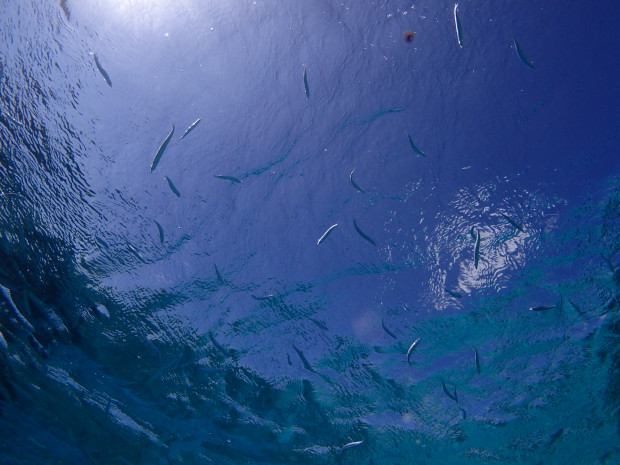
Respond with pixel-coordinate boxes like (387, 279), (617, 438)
(179, 118), (201, 141)
(513, 38), (534, 69)
(407, 337), (421, 365)
(166, 176), (181, 197)
(529, 305), (556, 312)
(127, 242), (146, 263)
(214, 175), (242, 184)
(460, 408), (467, 420)
(474, 229), (481, 269)
(341, 440), (363, 452)
(500, 213), (524, 232)
(548, 428), (564, 446)
(350, 169), (366, 193)
(214, 264), (225, 285)
(470, 226), (476, 240)
(150, 125), (174, 173)
(252, 293), (276, 301)
(353, 219), (376, 246)
(441, 378), (458, 402)
(317, 224), (338, 245)
(601, 254), (616, 272)
(381, 318), (397, 339)
(292, 344), (315, 372)
(92, 53), (112, 87)
(407, 132), (427, 157)
(154, 220), (164, 244)
(474, 347), (481, 374)
(303, 67), (310, 99)
(453, 4), (463, 48)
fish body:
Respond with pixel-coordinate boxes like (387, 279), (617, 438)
(151, 125), (174, 172)
(454, 4), (463, 47)
(441, 378), (458, 402)
(407, 337), (420, 365)
(353, 219), (376, 246)
(252, 294), (275, 301)
(341, 440), (363, 452)
(179, 118), (201, 140)
(350, 169), (366, 193)
(529, 305), (556, 312)
(166, 176), (181, 197)
(500, 213), (523, 232)
(292, 344), (315, 372)
(382, 318), (397, 339)
(215, 264), (225, 285)
(407, 133), (427, 157)
(214, 175), (242, 184)
(127, 242), (146, 263)
(154, 220), (164, 243)
(303, 67), (310, 99)
(317, 224), (338, 245)
(92, 53), (112, 87)
(513, 38), (534, 68)
(474, 230), (481, 269)
(460, 408), (467, 420)
(474, 347), (481, 374)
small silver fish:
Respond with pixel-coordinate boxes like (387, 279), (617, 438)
(474, 347), (481, 374)
(151, 125), (174, 172)
(179, 118), (201, 140)
(454, 4), (463, 48)
(353, 219), (376, 246)
(500, 213), (523, 232)
(303, 67), (310, 99)
(154, 220), (164, 244)
(350, 169), (366, 193)
(166, 176), (181, 197)
(407, 337), (420, 365)
(214, 175), (242, 184)
(214, 264), (225, 285)
(407, 132), (427, 157)
(92, 52), (112, 87)
(474, 229), (481, 269)
(317, 224), (338, 245)
(341, 440), (363, 452)
(382, 318), (397, 339)
(529, 305), (556, 312)
(513, 38), (534, 69)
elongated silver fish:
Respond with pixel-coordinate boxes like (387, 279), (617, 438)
(292, 344), (315, 372)
(454, 4), (463, 48)
(215, 264), (225, 285)
(474, 229), (481, 269)
(382, 318), (397, 339)
(407, 337), (421, 365)
(214, 175), (242, 184)
(474, 347), (481, 374)
(407, 132), (427, 157)
(529, 305), (556, 312)
(317, 224), (338, 245)
(353, 219), (376, 246)
(151, 125), (174, 172)
(350, 169), (366, 193)
(513, 38), (534, 69)
(441, 377), (458, 402)
(154, 220), (164, 244)
(166, 176), (181, 197)
(179, 118), (201, 140)
(500, 213), (523, 232)
(303, 67), (310, 99)
(92, 53), (112, 87)
(341, 440), (363, 452)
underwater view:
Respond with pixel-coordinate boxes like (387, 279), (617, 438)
(0, 0), (619, 463)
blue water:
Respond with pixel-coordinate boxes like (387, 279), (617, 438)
(0, 1), (619, 464)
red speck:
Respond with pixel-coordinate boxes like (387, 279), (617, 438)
(404, 31), (415, 43)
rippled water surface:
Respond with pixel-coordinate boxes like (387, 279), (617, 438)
(0, 1), (619, 464)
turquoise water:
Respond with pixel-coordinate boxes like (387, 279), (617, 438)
(0, 1), (619, 464)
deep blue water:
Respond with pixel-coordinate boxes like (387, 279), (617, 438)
(0, 1), (619, 464)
